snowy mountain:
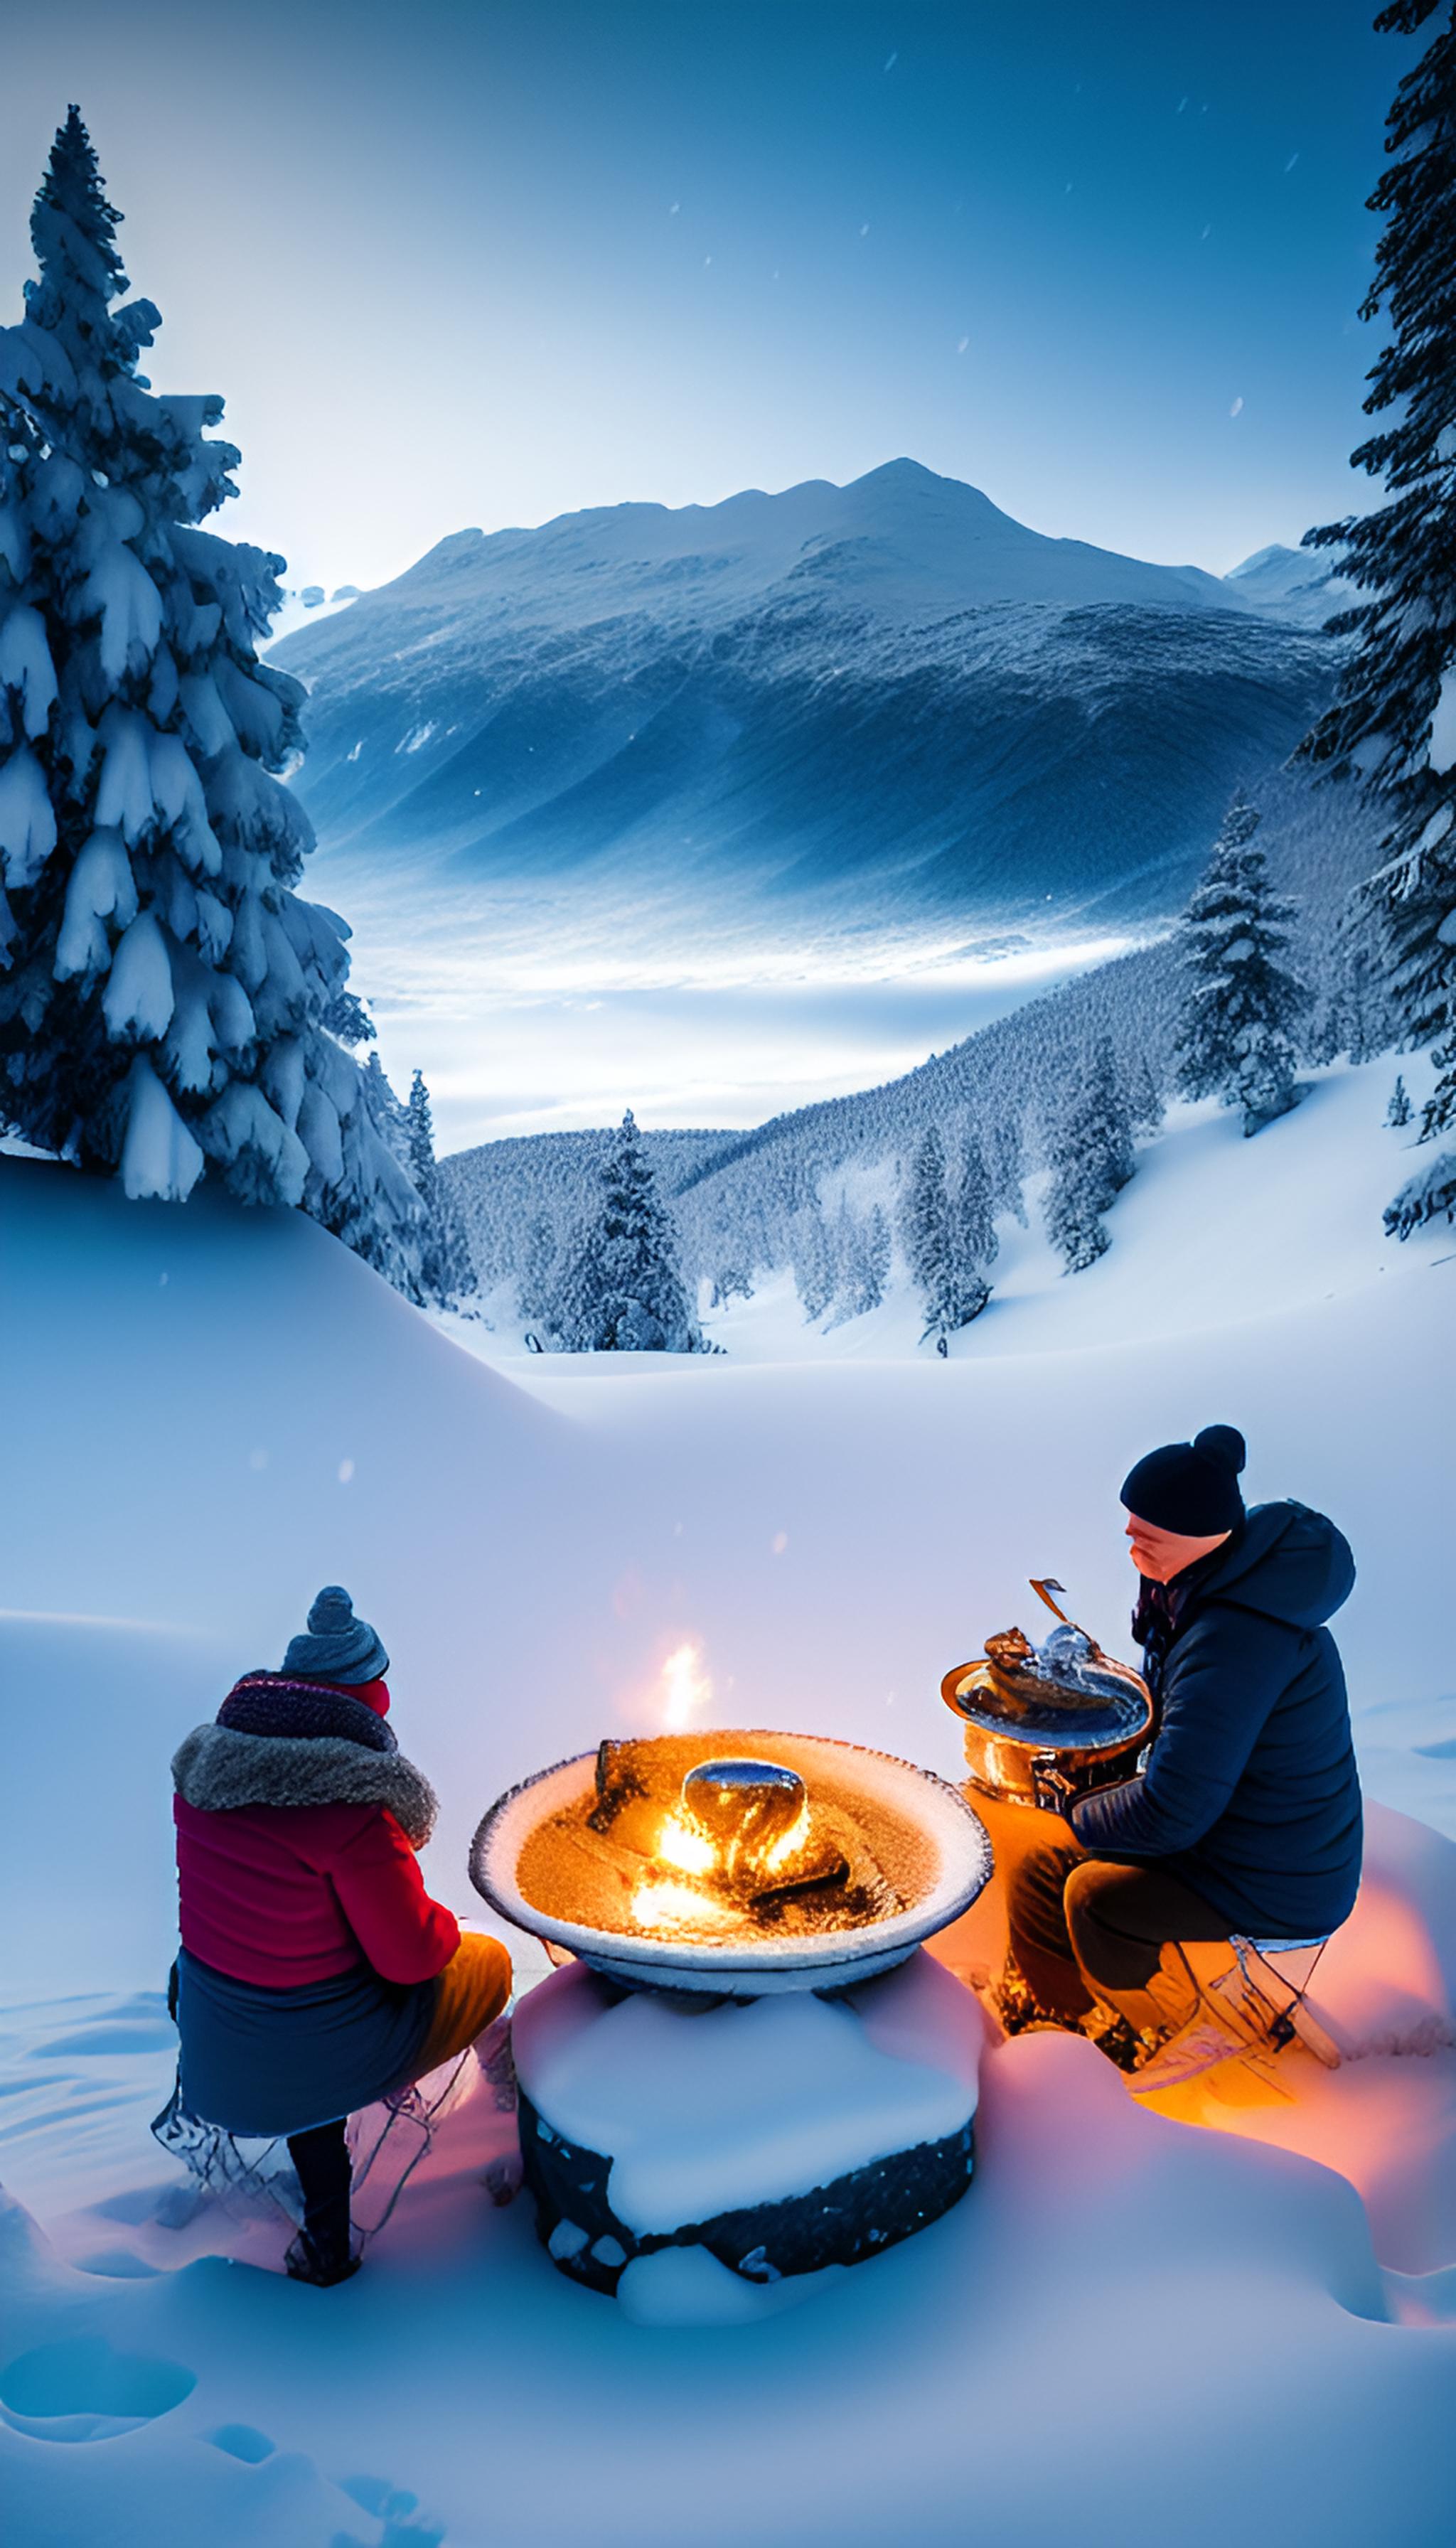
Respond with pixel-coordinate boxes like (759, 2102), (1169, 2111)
(1223, 541), (1361, 632)
(271, 461), (1345, 941)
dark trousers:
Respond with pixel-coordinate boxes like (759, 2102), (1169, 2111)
(1007, 1840), (1231, 2023)
(287, 2119), (352, 2262)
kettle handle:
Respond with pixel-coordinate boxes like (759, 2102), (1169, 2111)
(1029, 1577), (1071, 1625)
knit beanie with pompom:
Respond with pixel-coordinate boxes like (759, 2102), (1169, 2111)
(1120, 1425), (1246, 1536)
(282, 1586), (390, 1686)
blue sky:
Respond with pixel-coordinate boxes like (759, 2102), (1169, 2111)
(0, 1), (1411, 594)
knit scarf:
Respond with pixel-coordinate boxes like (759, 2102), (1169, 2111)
(217, 1672), (396, 1753)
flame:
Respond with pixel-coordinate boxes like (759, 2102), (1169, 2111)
(631, 1792), (815, 1936)
(761, 1805), (810, 1873)
(657, 1811), (717, 1875)
(660, 1638), (712, 1731)
(630, 1876), (737, 1930)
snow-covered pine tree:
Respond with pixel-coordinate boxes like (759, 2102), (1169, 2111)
(828, 1198), (891, 1322)
(1173, 795), (1307, 1134)
(363, 1051), (411, 1167)
(0, 110), (421, 1287)
(547, 1109), (697, 1351)
(404, 1066), (473, 1306)
(946, 1131), (997, 1324)
(1128, 1054), (1165, 1136)
(1044, 1034), (1135, 1273)
(709, 1263), (754, 1309)
(517, 1210), (558, 1325)
(901, 1124), (956, 1338)
(791, 1204), (836, 1324)
(1387, 1073), (1413, 1127)
(1292, 4), (1456, 1230)
(985, 1107), (1029, 1227)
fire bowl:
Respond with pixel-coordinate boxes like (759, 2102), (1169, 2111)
(469, 1730), (993, 1995)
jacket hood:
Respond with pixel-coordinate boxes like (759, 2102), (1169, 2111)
(1196, 1500), (1354, 1630)
(172, 1724), (437, 1847)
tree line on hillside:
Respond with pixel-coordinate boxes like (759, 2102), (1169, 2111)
(4, 5), (1455, 1347)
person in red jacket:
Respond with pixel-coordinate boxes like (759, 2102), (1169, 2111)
(168, 1585), (510, 2285)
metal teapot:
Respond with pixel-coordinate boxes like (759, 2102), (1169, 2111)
(941, 1579), (1152, 1813)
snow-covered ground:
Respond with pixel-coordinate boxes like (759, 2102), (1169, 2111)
(3, 1054), (1454, 2545)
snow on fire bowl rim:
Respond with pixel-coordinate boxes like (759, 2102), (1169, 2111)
(469, 1731), (994, 1995)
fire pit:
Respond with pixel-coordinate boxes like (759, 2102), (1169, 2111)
(471, 1728), (991, 1993)
(470, 1730), (993, 2320)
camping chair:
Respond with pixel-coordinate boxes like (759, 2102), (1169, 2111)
(1129, 1931), (1341, 2097)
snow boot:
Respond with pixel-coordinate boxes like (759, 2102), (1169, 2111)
(285, 2229), (362, 2288)
(285, 2119), (360, 2286)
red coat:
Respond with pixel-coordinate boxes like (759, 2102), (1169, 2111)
(174, 1794), (460, 1990)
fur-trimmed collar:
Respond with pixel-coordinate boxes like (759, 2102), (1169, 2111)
(172, 1723), (437, 1847)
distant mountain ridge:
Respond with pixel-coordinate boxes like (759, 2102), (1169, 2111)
(273, 459), (1347, 942)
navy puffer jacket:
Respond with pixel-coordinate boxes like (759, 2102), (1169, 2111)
(1070, 1502), (1363, 1940)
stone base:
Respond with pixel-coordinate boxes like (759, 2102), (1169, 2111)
(510, 1947), (984, 2317)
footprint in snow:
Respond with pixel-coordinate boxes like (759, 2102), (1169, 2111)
(74, 2247), (161, 2277)
(340, 2471), (448, 2545)
(209, 2423), (277, 2463)
(0, 2335), (195, 2443)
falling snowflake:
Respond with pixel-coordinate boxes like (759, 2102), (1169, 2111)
(1201, 224), (1211, 240)
(957, 336), (970, 354)
(1285, 152), (1299, 173)
(860, 222), (870, 236)
(884, 50), (897, 70)
(1230, 396), (1244, 418)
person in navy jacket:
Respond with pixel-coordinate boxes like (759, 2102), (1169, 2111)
(1006, 1424), (1363, 2040)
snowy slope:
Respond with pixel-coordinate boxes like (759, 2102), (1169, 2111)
(272, 461), (1344, 948)
(4, 1096), (1455, 2547)
(686, 1061), (1450, 1361)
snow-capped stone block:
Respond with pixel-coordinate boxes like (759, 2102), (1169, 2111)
(512, 1949), (983, 2317)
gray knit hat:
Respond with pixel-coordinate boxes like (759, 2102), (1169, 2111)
(282, 1585), (390, 1686)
